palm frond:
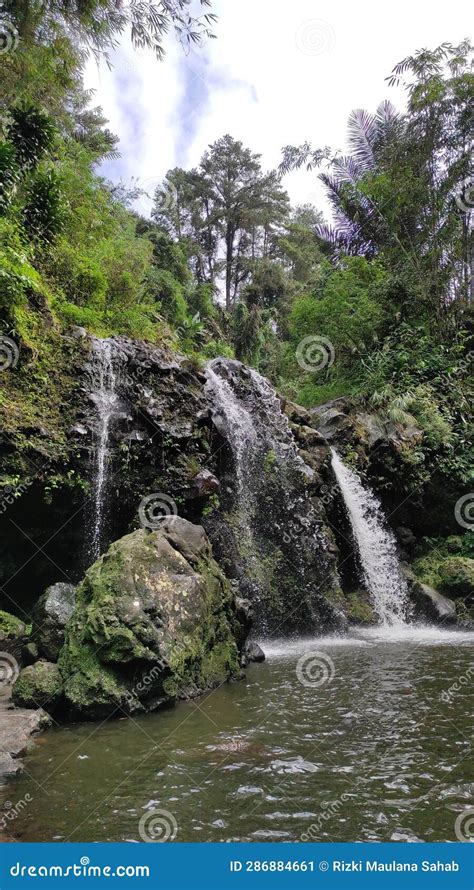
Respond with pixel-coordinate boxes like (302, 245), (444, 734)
(346, 109), (377, 170)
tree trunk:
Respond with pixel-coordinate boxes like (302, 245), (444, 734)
(225, 225), (234, 311)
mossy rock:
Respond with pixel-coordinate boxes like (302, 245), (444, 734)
(0, 609), (27, 660)
(438, 557), (474, 598)
(58, 518), (244, 720)
(0, 610), (25, 639)
(12, 661), (63, 712)
(345, 591), (377, 626)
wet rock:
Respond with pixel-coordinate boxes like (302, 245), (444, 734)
(345, 591), (377, 626)
(191, 469), (220, 498)
(57, 519), (247, 720)
(408, 580), (457, 625)
(32, 583), (76, 662)
(69, 423), (89, 437)
(12, 661), (64, 712)
(243, 641), (265, 663)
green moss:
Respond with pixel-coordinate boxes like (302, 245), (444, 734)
(13, 661), (63, 710)
(0, 609), (25, 637)
(58, 527), (242, 718)
(345, 592), (377, 625)
(438, 557), (474, 597)
(412, 537), (474, 594)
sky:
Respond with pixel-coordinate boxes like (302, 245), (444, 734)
(84, 0), (469, 218)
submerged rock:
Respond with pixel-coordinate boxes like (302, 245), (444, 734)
(32, 583), (76, 661)
(56, 518), (247, 720)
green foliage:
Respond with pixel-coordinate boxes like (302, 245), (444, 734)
(7, 102), (56, 170)
(289, 257), (387, 356)
(145, 267), (187, 326)
(232, 302), (264, 365)
(0, 218), (44, 314)
(22, 168), (68, 242)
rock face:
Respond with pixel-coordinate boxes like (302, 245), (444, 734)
(56, 518), (246, 720)
(204, 359), (346, 634)
(309, 397), (461, 538)
(32, 583), (76, 661)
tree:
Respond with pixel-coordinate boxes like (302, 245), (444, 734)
(4, 0), (217, 60)
(280, 41), (473, 311)
(154, 135), (290, 310)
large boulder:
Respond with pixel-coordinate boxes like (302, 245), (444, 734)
(32, 582), (76, 661)
(57, 518), (245, 720)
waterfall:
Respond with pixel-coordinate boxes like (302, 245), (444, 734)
(205, 360), (311, 534)
(205, 359), (340, 633)
(88, 338), (121, 562)
(330, 448), (408, 626)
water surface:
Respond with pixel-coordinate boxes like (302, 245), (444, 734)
(2, 627), (473, 843)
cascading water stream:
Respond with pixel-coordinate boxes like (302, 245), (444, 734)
(205, 359), (341, 633)
(330, 448), (408, 626)
(88, 338), (121, 562)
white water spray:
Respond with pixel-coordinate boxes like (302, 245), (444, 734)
(89, 338), (121, 561)
(331, 448), (408, 626)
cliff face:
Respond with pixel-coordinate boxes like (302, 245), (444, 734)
(0, 333), (344, 633)
(2, 330), (471, 645)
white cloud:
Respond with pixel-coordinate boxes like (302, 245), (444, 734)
(85, 0), (469, 216)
